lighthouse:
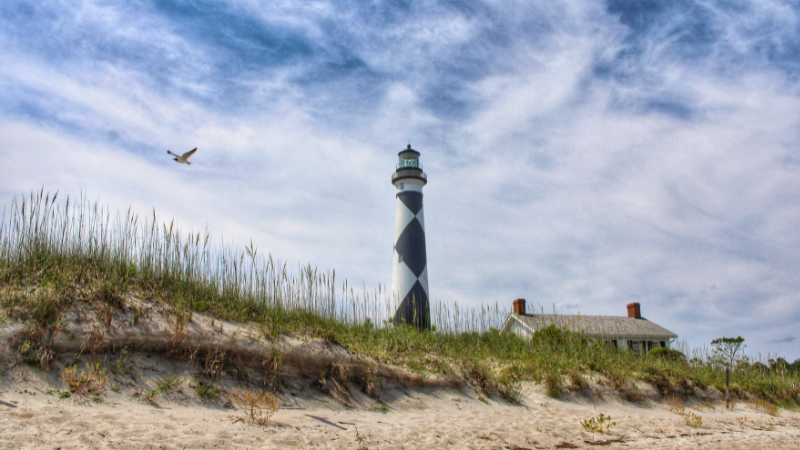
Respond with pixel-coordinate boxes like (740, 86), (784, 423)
(391, 144), (430, 330)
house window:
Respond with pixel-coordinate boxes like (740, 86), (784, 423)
(628, 340), (643, 354)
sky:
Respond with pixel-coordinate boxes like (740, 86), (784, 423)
(1, 0), (799, 360)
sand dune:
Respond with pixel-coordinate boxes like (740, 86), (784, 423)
(1, 298), (798, 449)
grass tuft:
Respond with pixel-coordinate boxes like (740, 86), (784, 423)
(62, 363), (108, 396)
(683, 411), (703, 428)
(665, 394), (685, 414)
(581, 413), (616, 434)
(545, 371), (563, 399)
(156, 374), (184, 392)
(195, 380), (220, 400)
(235, 387), (280, 425)
(372, 404), (388, 413)
(497, 379), (523, 404)
(753, 398), (779, 416)
(110, 348), (139, 376)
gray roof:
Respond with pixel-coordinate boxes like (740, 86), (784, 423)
(505, 313), (678, 340)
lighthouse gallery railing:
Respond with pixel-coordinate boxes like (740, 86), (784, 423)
(392, 169), (427, 182)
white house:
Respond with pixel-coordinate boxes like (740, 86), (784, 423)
(501, 299), (677, 354)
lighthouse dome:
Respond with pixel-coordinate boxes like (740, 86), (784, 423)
(398, 144), (420, 156)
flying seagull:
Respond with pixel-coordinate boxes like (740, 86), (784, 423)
(167, 148), (197, 165)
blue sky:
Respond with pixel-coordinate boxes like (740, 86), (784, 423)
(1, 0), (799, 359)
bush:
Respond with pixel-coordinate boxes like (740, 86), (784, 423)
(750, 362), (769, 374)
(649, 347), (687, 363)
(531, 325), (589, 348)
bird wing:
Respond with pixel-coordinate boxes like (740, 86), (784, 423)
(167, 150), (180, 157)
(181, 148), (198, 159)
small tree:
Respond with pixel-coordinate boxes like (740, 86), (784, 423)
(711, 336), (745, 410)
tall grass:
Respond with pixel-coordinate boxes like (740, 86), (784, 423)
(1, 190), (798, 407)
(0, 189), (508, 334)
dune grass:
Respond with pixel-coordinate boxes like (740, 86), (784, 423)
(1, 190), (799, 407)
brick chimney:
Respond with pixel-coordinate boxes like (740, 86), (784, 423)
(513, 298), (526, 315)
(627, 302), (641, 319)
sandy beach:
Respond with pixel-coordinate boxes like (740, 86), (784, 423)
(2, 367), (799, 450)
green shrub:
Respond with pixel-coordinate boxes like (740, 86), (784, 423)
(649, 347), (687, 363)
(195, 381), (219, 400)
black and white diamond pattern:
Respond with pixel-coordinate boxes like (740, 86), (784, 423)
(392, 190), (429, 329)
